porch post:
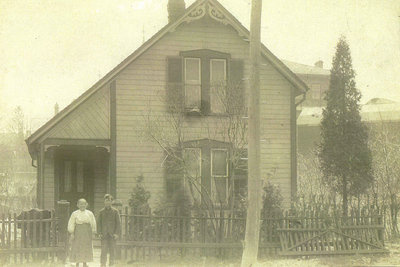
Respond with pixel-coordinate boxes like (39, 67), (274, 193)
(36, 149), (41, 208)
(38, 142), (45, 209)
(56, 200), (70, 263)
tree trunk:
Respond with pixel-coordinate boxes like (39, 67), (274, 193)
(390, 193), (399, 236)
(241, 1), (262, 267)
(342, 176), (348, 217)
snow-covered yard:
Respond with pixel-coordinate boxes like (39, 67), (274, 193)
(1, 241), (399, 267)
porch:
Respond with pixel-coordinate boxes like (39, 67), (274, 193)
(36, 138), (113, 213)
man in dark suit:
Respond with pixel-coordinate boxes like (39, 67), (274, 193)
(97, 194), (121, 267)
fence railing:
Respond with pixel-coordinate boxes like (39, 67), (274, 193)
(277, 210), (387, 256)
(0, 201), (71, 265)
(117, 207), (387, 261)
(118, 208), (281, 261)
(0, 210), (64, 265)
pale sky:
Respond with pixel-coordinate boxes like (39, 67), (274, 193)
(0, 0), (399, 132)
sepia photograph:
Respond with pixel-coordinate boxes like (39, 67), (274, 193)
(0, 0), (399, 266)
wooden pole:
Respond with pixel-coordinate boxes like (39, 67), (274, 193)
(241, 0), (262, 266)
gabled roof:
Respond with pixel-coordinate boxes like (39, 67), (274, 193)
(297, 98), (400, 126)
(26, 0), (309, 149)
(282, 60), (330, 76)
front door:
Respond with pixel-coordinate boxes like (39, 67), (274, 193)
(56, 150), (94, 211)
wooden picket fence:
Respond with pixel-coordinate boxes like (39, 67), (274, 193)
(117, 207), (388, 261)
(0, 210), (65, 264)
(277, 210), (388, 256)
(118, 207), (281, 261)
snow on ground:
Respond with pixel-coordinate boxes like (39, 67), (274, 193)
(2, 241), (400, 267)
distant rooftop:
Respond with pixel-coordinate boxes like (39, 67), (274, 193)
(282, 60), (330, 76)
(298, 98), (400, 126)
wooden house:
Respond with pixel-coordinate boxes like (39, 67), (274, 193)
(26, 0), (308, 213)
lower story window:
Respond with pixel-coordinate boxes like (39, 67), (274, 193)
(183, 148), (202, 202)
(165, 141), (244, 207)
(211, 149), (229, 203)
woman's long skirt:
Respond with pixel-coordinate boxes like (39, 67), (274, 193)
(70, 223), (93, 262)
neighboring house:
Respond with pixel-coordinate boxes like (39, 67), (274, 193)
(282, 60), (330, 108)
(25, 0), (308, 213)
(297, 98), (400, 154)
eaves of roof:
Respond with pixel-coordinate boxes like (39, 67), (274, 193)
(26, 0), (309, 148)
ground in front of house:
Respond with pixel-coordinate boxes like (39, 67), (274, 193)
(2, 242), (400, 267)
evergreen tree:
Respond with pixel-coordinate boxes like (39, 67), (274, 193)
(319, 37), (373, 216)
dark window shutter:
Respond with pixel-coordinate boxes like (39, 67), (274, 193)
(228, 59), (245, 114)
(167, 57), (183, 113)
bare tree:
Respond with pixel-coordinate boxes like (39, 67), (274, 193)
(140, 78), (248, 222)
(369, 119), (400, 237)
(297, 151), (331, 202)
(8, 106), (25, 138)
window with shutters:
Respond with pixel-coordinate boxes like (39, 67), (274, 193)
(183, 148), (202, 203)
(211, 149), (229, 203)
(184, 58), (202, 111)
(210, 59), (227, 114)
(164, 139), (241, 206)
(166, 49), (244, 116)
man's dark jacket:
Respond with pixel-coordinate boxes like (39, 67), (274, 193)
(97, 206), (121, 237)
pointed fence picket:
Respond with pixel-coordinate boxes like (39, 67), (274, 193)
(0, 209), (65, 264)
(116, 206), (387, 261)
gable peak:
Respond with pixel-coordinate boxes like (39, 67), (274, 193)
(169, 0), (245, 37)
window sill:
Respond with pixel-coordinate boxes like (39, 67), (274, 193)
(185, 109), (202, 116)
(184, 110), (231, 117)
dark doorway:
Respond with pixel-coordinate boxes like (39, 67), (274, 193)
(55, 149), (95, 211)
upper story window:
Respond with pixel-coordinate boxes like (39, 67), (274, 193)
(167, 49), (244, 116)
(184, 58), (202, 111)
(210, 59), (227, 114)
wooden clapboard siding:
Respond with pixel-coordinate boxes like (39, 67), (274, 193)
(114, 18), (293, 207)
(41, 84), (110, 141)
(260, 61), (292, 207)
(93, 152), (108, 212)
(43, 151), (54, 210)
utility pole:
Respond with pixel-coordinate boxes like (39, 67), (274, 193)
(241, 0), (262, 267)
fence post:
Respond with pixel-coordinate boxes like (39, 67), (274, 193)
(112, 199), (123, 260)
(56, 200), (70, 263)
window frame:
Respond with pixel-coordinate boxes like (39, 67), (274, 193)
(180, 49), (231, 115)
(210, 148), (229, 178)
(210, 148), (229, 203)
(183, 147), (202, 203)
(184, 58), (202, 111)
(311, 83), (322, 100)
(210, 58), (227, 84)
(210, 59), (227, 114)
(183, 147), (202, 183)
